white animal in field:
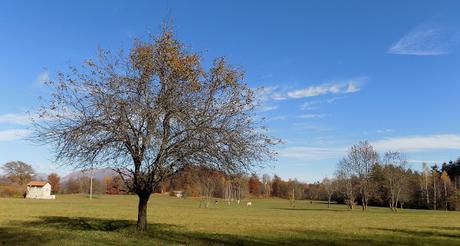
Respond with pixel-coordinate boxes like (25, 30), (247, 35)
(246, 201), (252, 206)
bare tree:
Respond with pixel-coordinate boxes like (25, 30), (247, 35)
(261, 174), (271, 198)
(336, 160), (356, 210)
(33, 28), (277, 231)
(421, 162), (431, 208)
(1, 161), (35, 185)
(432, 166), (439, 210)
(198, 166), (217, 208)
(337, 141), (378, 210)
(382, 151), (408, 212)
(321, 177), (336, 208)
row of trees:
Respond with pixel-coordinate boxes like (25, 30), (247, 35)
(329, 141), (460, 211)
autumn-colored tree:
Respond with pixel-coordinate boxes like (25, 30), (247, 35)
(248, 173), (261, 197)
(103, 176), (113, 194)
(33, 28), (277, 231)
(106, 175), (124, 194)
(440, 171), (451, 210)
(47, 173), (60, 194)
(271, 175), (282, 197)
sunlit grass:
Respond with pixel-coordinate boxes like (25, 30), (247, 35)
(0, 194), (459, 245)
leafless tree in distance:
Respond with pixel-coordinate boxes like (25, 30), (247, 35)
(337, 141), (378, 210)
(382, 151), (408, 212)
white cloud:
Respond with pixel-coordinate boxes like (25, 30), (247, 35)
(0, 113), (33, 125)
(255, 86), (278, 102)
(388, 20), (460, 56)
(279, 146), (345, 160)
(346, 82), (360, 93)
(35, 71), (50, 85)
(372, 134), (460, 152)
(269, 115), (287, 121)
(259, 105), (278, 112)
(0, 129), (31, 142)
(271, 93), (287, 101)
(298, 114), (327, 119)
(300, 97), (344, 110)
(286, 80), (362, 99)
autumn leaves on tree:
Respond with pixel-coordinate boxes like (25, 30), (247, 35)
(33, 27), (277, 231)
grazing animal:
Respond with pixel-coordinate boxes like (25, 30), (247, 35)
(246, 202), (252, 207)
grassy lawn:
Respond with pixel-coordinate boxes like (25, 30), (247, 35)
(0, 194), (459, 245)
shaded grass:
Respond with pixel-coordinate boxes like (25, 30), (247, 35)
(1, 195), (460, 245)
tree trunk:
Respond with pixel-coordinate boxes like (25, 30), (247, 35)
(137, 193), (150, 231)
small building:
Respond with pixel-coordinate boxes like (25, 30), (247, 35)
(26, 181), (56, 199)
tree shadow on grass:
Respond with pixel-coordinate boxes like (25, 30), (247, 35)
(22, 216), (132, 232)
(0, 227), (50, 245)
(10, 216), (460, 245)
(368, 227), (460, 239)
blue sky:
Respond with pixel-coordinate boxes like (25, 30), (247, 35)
(1, 0), (460, 181)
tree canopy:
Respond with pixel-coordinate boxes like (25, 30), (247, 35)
(33, 28), (278, 231)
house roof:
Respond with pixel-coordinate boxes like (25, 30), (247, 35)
(27, 181), (48, 187)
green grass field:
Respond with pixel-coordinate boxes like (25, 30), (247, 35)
(0, 194), (459, 245)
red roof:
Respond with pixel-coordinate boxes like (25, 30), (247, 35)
(27, 181), (48, 187)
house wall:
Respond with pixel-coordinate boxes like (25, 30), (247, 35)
(26, 183), (55, 199)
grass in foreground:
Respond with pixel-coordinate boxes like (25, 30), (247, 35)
(0, 194), (460, 245)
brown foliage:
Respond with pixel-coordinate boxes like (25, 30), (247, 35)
(47, 173), (60, 194)
(33, 27), (278, 231)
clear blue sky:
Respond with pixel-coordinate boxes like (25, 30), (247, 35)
(1, 0), (459, 181)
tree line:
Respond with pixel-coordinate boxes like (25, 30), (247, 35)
(2, 151), (460, 212)
(330, 141), (460, 211)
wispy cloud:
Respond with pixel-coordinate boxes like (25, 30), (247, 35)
(269, 115), (287, 121)
(271, 93), (287, 101)
(300, 97), (343, 110)
(279, 146), (345, 160)
(259, 105), (279, 112)
(0, 129), (31, 142)
(255, 78), (364, 103)
(298, 114), (327, 119)
(372, 134), (460, 152)
(287, 80), (361, 99)
(0, 113), (33, 125)
(388, 18), (460, 56)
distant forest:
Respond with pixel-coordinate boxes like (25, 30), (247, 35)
(2, 152), (460, 211)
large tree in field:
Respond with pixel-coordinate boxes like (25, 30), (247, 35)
(337, 141), (378, 210)
(33, 28), (277, 231)
(1, 161), (35, 185)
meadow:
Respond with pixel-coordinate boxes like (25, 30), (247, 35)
(0, 194), (459, 245)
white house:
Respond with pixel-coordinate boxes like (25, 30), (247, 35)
(26, 181), (56, 199)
